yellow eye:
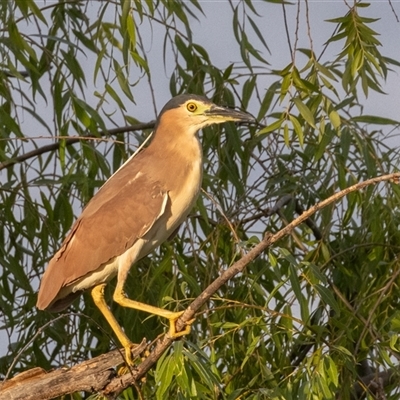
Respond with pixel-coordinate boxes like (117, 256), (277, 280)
(186, 102), (197, 112)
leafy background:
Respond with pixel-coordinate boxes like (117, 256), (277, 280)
(0, 1), (400, 399)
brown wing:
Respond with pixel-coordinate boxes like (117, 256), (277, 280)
(36, 152), (167, 311)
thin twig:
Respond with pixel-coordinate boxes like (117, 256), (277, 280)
(388, 0), (399, 22)
(0, 122), (155, 171)
(304, 0), (314, 56)
(281, 1), (293, 60)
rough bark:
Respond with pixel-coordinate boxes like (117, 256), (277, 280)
(0, 340), (147, 400)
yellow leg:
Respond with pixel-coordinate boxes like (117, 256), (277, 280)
(113, 285), (193, 338)
(91, 284), (137, 365)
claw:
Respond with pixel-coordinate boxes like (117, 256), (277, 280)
(124, 342), (137, 366)
(167, 311), (195, 338)
(117, 342), (140, 375)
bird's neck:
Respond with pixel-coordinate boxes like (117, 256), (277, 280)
(149, 127), (204, 175)
(147, 127), (204, 230)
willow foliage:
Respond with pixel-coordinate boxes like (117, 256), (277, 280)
(0, 1), (399, 399)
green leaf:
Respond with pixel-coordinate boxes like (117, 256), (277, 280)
(289, 114), (304, 146)
(283, 123), (289, 147)
(315, 284), (340, 314)
(352, 115), (399, 125)
(126, 10), (136, 47)
(292, 97), (317, 129)
(329, 109), (341, 130)
(242, 76), (256, 109)
(155, 351), (175, 399)
(257, 81), (280, 120)
(256, 118), (284, 136)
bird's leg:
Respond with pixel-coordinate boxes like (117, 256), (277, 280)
(91, 284), (138, 366)
(113, 283), (192, 338)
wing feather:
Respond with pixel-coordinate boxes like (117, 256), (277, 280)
(37, 154), (168, 310)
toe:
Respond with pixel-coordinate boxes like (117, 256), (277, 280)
(168, 313), (195, 338)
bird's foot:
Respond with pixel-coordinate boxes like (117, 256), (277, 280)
(166, 311), (195, 339)
(124, 342), (139, 367)
(117, 338), (148, 374)
(117, 345), (138, 375)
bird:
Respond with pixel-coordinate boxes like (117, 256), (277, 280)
(36, 94), (254, 364)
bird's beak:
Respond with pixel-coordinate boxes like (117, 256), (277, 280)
(205, 105), (255, 123)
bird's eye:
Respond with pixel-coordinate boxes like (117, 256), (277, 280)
(186, 102), (197, 112)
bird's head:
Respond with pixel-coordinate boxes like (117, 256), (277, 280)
(156, 94), (255, 136)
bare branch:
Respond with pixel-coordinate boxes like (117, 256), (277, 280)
(0, 122), (155, 171)
(387, 0), (399, 22)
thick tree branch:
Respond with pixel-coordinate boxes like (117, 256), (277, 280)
(1, 172), (399, 399)
(0, 122), (155, 171)
(0, 340), (148, 400)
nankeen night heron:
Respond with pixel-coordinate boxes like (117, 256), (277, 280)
(37, 94), (254, 364)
